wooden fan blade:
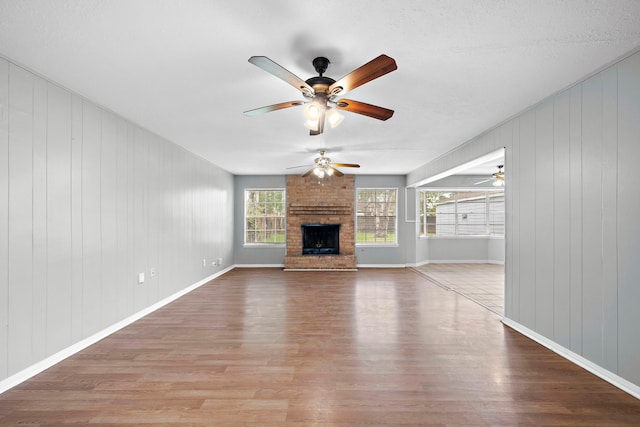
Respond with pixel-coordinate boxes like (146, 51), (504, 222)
(330, 167), (344, 177)
(331, 163), (360, 168)
(328, 54), (397, 96)
(249, 56), (314, 95)
(286, 164), (312, 170)
(243, 100), (303, 116)
(335, 99), (394, 121)
(302, 168), (314, 177)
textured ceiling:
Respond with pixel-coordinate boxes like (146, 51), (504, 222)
(1, 0), (639, 176)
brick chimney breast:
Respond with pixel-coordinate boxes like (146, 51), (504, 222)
(284, 174), (357, 270)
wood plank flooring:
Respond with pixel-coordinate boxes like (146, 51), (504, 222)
(1, 268), (639, 426)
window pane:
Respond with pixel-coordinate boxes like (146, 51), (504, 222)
(456, 192), (487, 235)
(419, 190), (504, 237)
(433, 192), (455, 236)
(356, 189), (397, 244)
(489, 192), (505, 235)
(244, 189), (286, 244)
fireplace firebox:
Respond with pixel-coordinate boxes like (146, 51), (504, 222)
(302, 224), (340, 255)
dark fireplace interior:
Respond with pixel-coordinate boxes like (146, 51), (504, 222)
(302, 224), (340, 255)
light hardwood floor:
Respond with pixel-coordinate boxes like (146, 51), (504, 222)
(413, 263), (504, 315)
(1, 268), (639, 426)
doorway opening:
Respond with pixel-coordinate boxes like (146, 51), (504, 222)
(413, 148), (506, 316)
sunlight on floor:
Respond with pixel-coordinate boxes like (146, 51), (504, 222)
(413, 263), (504, 316)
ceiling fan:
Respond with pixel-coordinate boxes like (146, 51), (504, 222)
(244, 54), (397, 135)
(475, 165), (505, 186)
(288, 150), (360, 178)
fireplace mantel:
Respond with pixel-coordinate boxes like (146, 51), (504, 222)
(287, 203), (352, 216)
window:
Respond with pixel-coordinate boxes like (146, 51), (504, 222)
(419, 190), (504, 237)
(488, 192), (505, 235)
(356, 188), (397, 245)
(244, 189), (286, 244)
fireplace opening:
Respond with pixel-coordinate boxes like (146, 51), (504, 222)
(302, 224), (340, 255)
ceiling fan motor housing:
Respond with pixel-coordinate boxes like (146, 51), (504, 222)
(306, 58), (341, 98)
(312, 56), (330, 75)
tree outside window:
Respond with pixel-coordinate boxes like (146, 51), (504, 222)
(420, 191), (453, 236)
(245, 189), (286, 244)
(356, 188), (397, 244)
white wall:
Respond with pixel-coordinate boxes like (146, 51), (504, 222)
(487, 237), (505, 264)
(425, 237), (504, 264)
(408, 50), (640, 389)
(0, 58), (234, 382)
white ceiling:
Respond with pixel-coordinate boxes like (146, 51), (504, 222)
(1, 0), (639, 176)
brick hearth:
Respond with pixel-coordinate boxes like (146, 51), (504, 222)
(284, 174), (357, 270)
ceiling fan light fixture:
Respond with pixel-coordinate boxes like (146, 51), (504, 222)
(493, 165), (505, 186)
(304, 118), (319, 131)
(304, 103), (322, 120)
(296, 150), (360, 178)
(326, 108), (344, 128)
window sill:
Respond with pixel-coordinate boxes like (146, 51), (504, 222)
(243, 243), (285, 248)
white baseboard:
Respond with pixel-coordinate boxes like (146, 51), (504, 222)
(413, 260), (430, 267)
(502, 318), (640, 400)
(423, 259), (504, 264)
(0, 266), (234, 395)
(357, 264), (407, 268)
(234, 264), (285, 268)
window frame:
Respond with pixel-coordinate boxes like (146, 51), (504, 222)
(418, 189), (504, 238)
(244, 188), (286, 246)
(355, 187), (399, 246)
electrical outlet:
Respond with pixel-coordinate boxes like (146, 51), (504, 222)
(150, 268), (156, 277)
(138, 272), (145, 284)
(217, 258), (223, 266)
(202, 259), (206, 267)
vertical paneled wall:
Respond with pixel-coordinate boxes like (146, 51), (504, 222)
(0, 58), (234, 381)
(407, 50), (640, 388)
(616, 51), (640, 385)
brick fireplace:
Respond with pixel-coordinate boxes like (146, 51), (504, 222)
(284, 174), (357, 270)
